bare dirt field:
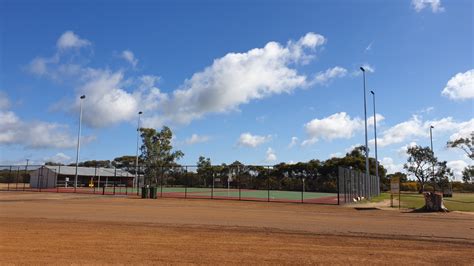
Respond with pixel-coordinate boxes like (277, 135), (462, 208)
(1, 192), (473, 265)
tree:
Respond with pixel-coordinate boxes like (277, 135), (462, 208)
(447, 132), (474, 160)
(140, 127), (184, 186)
(431, 161), (454, 192)
(462, 165), (473, 183)
(447, 133), (473, 185)
(404, 145), (437, 193)
(196, 156), (212, 186)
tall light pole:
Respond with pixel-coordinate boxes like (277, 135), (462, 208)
(74, 95), (86, 191)
(370, 90), (379, 195)
(360, 67), (370, 198)
(135, 111), (143, 189)
(430, 125), (435, 185)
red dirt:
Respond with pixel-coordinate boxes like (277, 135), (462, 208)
(0, 192), (473, 264)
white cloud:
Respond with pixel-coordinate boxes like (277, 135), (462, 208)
(120, 50), (138, 67)
(302, 112), (363, 146)
(57, 31), (91, 50)
(361, 63), (375, 73)
(157, 32), (326, 125)
(381, 157), (404, 174)
(447, 160), (469, 181)
(265, 147), (277, 162)
(0, 110), (90, 149)
(367, 114), (385, 127)
(412, 0), (445, 13)
(76, 70), (139, 128)
(352, 63), (375, 76)
(29, 32), (333, 129)
(44, 153), (72, 164)
(288, 136), (298, 148)
(374, 116), (474, 147)
(314, 66), (347, 84)
(238, 133), (272, 148)
(185, 134), (210, 145)
(397, 141), (418, 157)
(441, 69), (474, 100)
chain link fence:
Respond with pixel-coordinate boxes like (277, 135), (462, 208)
(1, 164), (381, 205)
(337, 166), (380, 203)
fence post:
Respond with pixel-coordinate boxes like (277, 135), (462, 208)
(23, 164), (27, 191)
(94, 166), (97, 194)
(267, 166), (270, 202)
(160, 166), (163, 197)
(185, 166), (188, 199)
(337, 168), (340, 205)
(301, 178), (304, 204)
(211, 171), (214, 199)
(15, 166), (20, 190)
(7, 166), (12, 191)
(238, 166), (241, 201)
(113, 168), (116, 195)
(137, 165), (140, 196)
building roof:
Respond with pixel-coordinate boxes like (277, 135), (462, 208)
(41, 165), (132, 177)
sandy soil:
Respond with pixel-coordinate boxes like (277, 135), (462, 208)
(1, 192), (473, 265)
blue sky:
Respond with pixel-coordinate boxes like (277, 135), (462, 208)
(0, 0), (472, 179)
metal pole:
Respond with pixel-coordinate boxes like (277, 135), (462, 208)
(24, 160), (29, 191)
(360, 67), (370, 199)
(135, 111), (142, 190)
(371, 91), (379, 197)
(74, 95), (86, 191)
(430, 125), (435, 190)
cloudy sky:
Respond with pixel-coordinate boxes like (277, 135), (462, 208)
(0, 0), (472, 179)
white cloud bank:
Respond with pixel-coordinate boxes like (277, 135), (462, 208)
(30, 31), (350, 129)
(44, 153), (72, 164)
(374, 116), (474, 147)
(0, 92), (91, 149)
(302, 112), (384, 146)
(411, 0), (445, 13)
(441, 69), (474, 100)
(238, 133), (272, 148)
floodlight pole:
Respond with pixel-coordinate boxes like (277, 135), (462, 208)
(370, 90), (379, 196)
(360, 67), (370, 199)
(430, 125), (435, 186)
(135, 111), (143, 189)
(74, 95), (86, 191)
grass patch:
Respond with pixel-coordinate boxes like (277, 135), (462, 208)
(369, 192), (474, 212)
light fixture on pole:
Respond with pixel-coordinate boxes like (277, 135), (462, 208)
(74, 95), (86, 191)
(360, 67), (370, 198)
(370, 90), (379, 195)
(135, 111), (143, 190)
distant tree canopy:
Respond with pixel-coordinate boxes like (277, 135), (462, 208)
(66, 160), (111, 168)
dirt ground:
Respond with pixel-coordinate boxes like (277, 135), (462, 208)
(1, 192), (473, 265)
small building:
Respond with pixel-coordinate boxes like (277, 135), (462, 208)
(29, 165), (134, 189)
